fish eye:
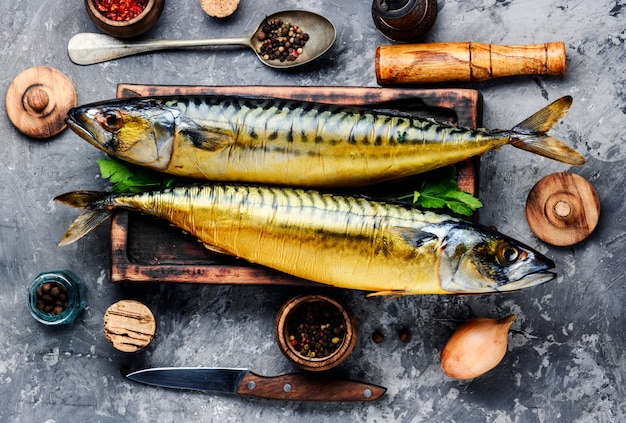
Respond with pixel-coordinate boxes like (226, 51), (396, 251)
(497, 243), (522, 264)
(98, 110), (123, 131)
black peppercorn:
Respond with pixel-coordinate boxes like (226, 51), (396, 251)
(287, 300), (345, 359)
(35, 281), (68, 316)
(372, 331), (385, 344)
(256, 19), (310, 63)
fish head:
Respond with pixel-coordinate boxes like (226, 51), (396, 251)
(437, 223), (556, 294)
(66, 98), (178, 170)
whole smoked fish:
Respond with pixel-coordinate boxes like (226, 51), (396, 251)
(66, 95), (585, 188)
(55, 183), (556, 296)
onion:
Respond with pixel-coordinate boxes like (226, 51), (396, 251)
(440, 314), (516, 379)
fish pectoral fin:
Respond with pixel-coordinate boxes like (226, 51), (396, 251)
(202, 242), (236, 256)
(365, 290), (410, 299)
(390, 226), (438, 249)
(179, 127), (234, 151)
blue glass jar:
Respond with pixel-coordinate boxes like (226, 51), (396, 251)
(28, 270), (87, 325)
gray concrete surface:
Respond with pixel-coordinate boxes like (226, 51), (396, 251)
(1, 1), (624, 422)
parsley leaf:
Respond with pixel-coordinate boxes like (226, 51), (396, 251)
(398, 168), (482, 216)
(97, 158), (179, 194)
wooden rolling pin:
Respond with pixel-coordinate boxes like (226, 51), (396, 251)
(375, 41), (566, 85)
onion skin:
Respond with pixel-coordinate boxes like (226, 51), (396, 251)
(440, 314), (516, 379)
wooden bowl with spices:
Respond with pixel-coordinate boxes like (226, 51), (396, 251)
(85, 0), (165, 39)
(275, 294), (357, 372)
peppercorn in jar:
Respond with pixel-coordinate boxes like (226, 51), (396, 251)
(27, 270), (87, 325)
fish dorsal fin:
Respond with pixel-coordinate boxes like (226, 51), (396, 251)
(390, 226), (439, 249)
(179, 126), (234, 151)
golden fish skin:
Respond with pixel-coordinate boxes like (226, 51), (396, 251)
(66, 95), (584, 188)
(55, 184), (555, 296)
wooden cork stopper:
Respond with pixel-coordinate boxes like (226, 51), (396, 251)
(526, 173), (600, 246)
(5, 66), (77, 139)
(103, 300), (156, 352)
(200, 0), (240, 18)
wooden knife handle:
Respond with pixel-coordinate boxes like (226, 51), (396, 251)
(237, 372), (386, 401)
(376, 41), (566, 85)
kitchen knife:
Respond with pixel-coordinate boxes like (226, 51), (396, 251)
(125, 367), (386, 401)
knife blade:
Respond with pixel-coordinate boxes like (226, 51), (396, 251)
(125, 367), (386, 401)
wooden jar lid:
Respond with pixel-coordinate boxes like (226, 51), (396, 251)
(526, 172), (600, 246)
(5, 66), (77, 139)
(103, 300), (156, 353)
(200, 0), (240, 18)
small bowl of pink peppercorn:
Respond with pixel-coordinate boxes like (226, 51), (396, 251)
(85, 0), (165, 38)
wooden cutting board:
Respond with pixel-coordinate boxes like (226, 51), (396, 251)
(110, 85), (482, 285)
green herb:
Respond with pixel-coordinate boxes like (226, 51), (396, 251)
(398, 168), (482, 216)
(97, 158), (179, 194)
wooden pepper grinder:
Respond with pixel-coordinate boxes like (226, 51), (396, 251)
(525, 173), (600, 246)
(372, 0), (438, 42)
(5, 66), (77, 139)
(376, 41), (566, 85)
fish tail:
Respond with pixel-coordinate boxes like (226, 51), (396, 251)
(508, 96), (586, 165)
(54, 191), (114, 246)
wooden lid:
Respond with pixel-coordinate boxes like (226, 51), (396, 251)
(5, 66), (77, 139)
(526, 172), (600, 246)
(103, 300), (156, 352)
(200, 0), (240, 18)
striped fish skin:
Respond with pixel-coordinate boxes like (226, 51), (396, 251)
(65, 95), (584, 188)
(55, 184), (556, 296)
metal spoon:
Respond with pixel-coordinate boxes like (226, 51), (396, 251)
(68, 10), (336, 68)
